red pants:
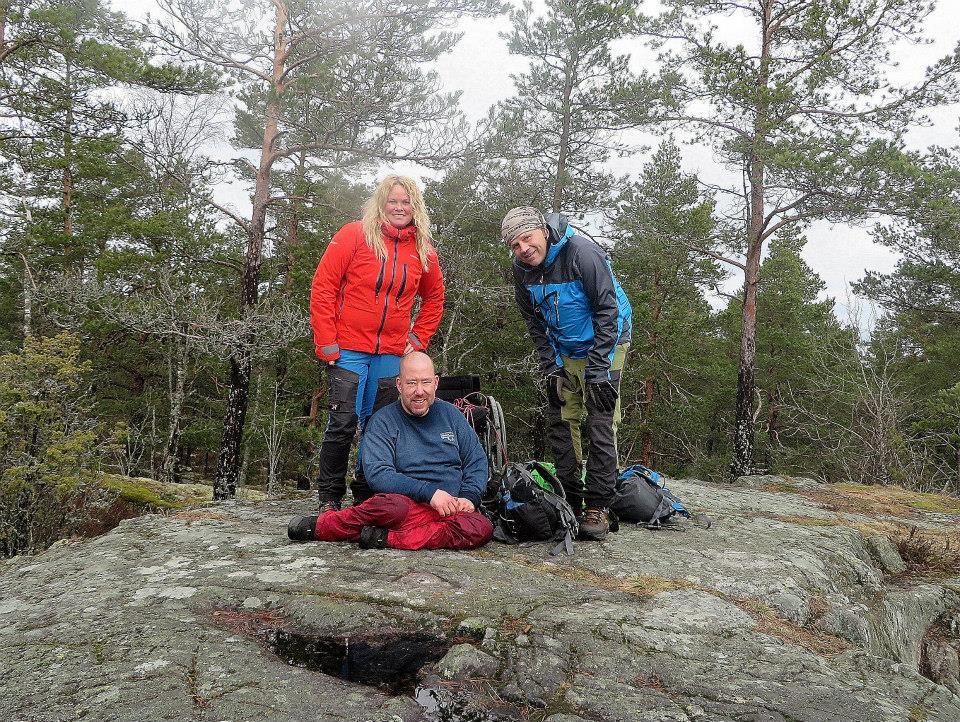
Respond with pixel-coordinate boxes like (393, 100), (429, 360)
(313, 493), (493, 550)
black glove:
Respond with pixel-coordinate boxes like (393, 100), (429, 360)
(545, 369), (568, 409)
(587, 380), (618, 413)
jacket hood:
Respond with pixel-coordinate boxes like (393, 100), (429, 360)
(544, 213), (573, 267)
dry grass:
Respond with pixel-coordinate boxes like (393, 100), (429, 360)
(519, 556), (698, 599)
(209, 607), (287, 636)
(895, 527), (960, 580)
(760, 481), (802, 493)
(806, 483), (960, 518)
(736, 598), (853, 656)
(498, 615), (532, 635)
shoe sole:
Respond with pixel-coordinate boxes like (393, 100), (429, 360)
(578, 529), (609, 542)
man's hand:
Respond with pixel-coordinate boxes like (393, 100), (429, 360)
(455, 497), (475, 513)
(430, 489), (460, 516)
(544, 368), (568, 409)
(587, 380), (618, 413)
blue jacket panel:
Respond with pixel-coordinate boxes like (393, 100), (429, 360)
(361, 399), (488, 507)
(512, 214), (632, 382)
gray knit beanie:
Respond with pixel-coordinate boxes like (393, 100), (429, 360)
(501, 207), (546, 245)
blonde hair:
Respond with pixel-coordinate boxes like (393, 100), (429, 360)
(361, 175), (433, 272)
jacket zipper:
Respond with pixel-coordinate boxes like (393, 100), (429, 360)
(374, 260), (385, 299)
(374, 236), (400, 353)
(395, 264), (407, 302)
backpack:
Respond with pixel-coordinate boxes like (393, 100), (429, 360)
(454, 391), (508, 481)
(485, 462), (578, 556)
(612, 465), (695, 528)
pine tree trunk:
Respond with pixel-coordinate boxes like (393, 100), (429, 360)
(309, 389), (322, 427)
(213, 1), (288, 499)
(215, 355), (250, 498)
(552, 61), (575, 213)
(62, 58), (74, 240)
(162, 336), (188, 483)
(731, 0), (772, 479)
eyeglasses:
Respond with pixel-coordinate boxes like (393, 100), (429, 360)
(402, 379), (436, 389)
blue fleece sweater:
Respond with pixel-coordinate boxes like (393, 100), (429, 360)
(361, 399), (488, 507)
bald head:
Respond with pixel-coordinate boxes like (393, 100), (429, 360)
(399, 351), (435, 377)
(397, 351), (438, 416)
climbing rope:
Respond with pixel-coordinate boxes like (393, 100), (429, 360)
(455, 392), (508, 477)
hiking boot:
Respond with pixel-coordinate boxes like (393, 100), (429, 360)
(287, 515), (319, 542)
(358, 525), (389, 549)
(579, 507), (611, 541)
(317, 499), (341, 516)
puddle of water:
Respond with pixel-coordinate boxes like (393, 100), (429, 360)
(264, 626), (517, 721)
(264, 628), (449, 694)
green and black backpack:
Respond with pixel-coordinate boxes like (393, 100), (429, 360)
(484, 461), (578, 555)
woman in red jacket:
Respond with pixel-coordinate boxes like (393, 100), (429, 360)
(310, 175), (445, 511)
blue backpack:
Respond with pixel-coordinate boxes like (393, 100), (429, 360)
(612, 465), (703, 529)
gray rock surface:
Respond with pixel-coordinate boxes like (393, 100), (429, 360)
(437, 643), (499, 680)
(867, 534), (908, 575)
(1, 477), (959, 721)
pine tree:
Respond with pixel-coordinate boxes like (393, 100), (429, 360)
(751, 233), (842, 464)
(492, 0), (637, 214)
(0, 0), (208, 339)
(613, 140), (727, 469)
(624, 0), (960, 477)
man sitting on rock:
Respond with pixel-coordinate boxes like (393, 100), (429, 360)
(288, 352), (493, 550)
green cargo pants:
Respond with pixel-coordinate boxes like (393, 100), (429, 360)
(545, 342), (629, 510)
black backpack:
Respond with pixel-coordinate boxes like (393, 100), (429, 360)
(612, 465), (710, 529)
(484, 462), (578, 555)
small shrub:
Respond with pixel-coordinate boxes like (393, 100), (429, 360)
(0, 334), (112, 556)
(896, 527), (960, 579)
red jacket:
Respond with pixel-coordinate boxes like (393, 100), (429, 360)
(310, 221), (445, 361)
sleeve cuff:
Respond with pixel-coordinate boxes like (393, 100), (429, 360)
(317, 343), (340, 361)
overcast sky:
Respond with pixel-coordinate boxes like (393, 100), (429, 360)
(118, 0), (960, 325)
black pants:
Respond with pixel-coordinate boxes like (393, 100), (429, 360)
(544, 379), (620, 511)
(316, 367), (398, 504)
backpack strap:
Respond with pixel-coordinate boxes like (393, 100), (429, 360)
(550, 529), (575, 556)
(524, 460), (567, 500)
(519, 462), (578, 555)
(643, 494), (678, 528)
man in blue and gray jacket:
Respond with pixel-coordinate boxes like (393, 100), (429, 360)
(503, 207), (632, 541)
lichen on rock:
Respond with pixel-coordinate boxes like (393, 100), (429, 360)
(1, 479), (959, 721)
